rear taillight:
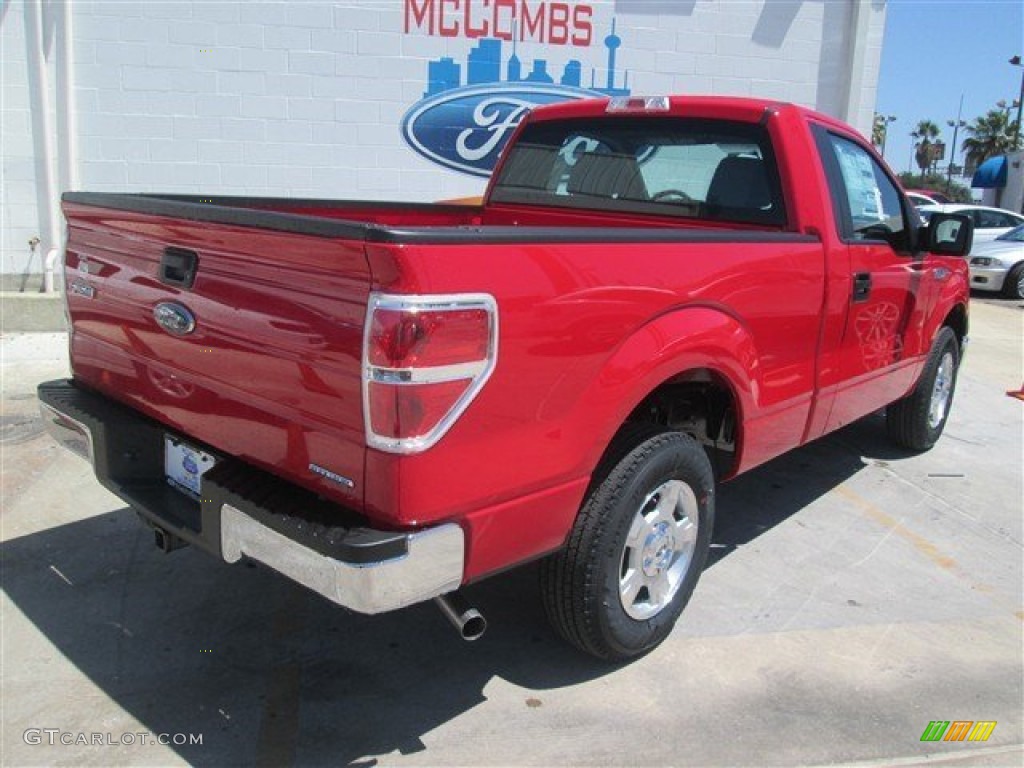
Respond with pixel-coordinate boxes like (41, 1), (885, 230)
(363, 293), (498, 453)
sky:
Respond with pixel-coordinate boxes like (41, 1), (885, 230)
(875, 0), (1024, 179)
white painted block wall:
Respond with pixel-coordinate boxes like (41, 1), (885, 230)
(1, 0), (887, 275)
(2, 3), (43, 281)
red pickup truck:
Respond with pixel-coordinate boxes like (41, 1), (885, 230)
(40, 96), (972, 660)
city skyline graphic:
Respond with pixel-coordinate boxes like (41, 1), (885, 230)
(423, 19), (632, 98)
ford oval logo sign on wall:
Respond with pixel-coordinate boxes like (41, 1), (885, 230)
(154, 302), (196, 336)
(398, 19), (633, 178)
(402, 83), (597, 177)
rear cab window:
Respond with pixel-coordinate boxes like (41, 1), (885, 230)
(490, 117), (788, 227)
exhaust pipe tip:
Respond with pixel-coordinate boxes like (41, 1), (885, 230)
(459, 612), (487, 642)
(434, 593), (487, 642)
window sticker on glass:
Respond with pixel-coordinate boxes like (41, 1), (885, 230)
(835, 142), (883, 221)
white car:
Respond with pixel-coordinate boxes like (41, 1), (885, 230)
(906, 192), (941, 207)
(968, 224), (1024, 299)
(918, 204), (1024, 244)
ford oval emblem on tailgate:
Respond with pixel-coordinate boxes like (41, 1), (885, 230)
(154, 302), (196, 336)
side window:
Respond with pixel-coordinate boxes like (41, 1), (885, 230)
(824, 133), (907, 247)
(978, 210), (1020, 229)
(973, 210), (995, 228)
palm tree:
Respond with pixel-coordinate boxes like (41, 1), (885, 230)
(872, 113), (896, 156)
(961, 110), (1016, 170)
(911, 120), (941, 174)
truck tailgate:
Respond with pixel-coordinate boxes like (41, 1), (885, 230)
(62, 200), (371, 512)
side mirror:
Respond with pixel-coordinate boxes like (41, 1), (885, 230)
(922, 212), (973, 256)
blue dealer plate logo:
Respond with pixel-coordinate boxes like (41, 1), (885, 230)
(401, 83), (596, 178)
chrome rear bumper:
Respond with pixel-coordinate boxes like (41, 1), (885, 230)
(220, 504), (464, 614)
(38, 379), (465, 614)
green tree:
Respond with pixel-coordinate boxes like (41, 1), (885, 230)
(961, 109), (1016, 170)
(911, 120), (941, 174)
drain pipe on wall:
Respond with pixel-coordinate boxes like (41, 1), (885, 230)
(43, 249), (60, 293)
(24, 0), (61, 290)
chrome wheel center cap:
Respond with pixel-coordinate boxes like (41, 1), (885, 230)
(619, 479), (700, 621)
(642, 523), (675, 576)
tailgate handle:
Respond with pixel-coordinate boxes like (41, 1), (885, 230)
(160, 247), (199, 289)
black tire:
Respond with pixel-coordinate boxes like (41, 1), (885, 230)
(1002, 263), (1024, 300)
(886, 326), (959, 451)
(540, 426), (714, 661)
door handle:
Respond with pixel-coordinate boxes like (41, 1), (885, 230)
(852, 272), (872, 302)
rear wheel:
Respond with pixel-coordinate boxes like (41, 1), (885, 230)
(540, 426), (714, 661)
(1002, 263), (1024, 299)
(886, 326), (959, 451)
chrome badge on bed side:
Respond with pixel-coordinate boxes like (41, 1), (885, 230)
(309, 463), (355, 489)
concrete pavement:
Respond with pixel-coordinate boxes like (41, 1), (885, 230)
(1, 299), (1021, 767)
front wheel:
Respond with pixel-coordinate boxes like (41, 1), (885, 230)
(886, 326), (960, 451)
(1002, 263), (1024, 300)
(540, 427), (714, 661)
